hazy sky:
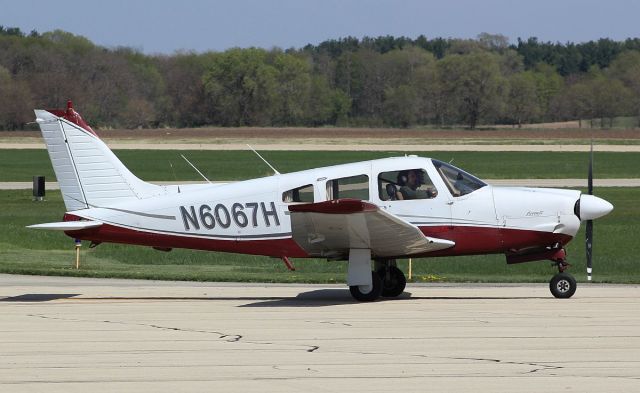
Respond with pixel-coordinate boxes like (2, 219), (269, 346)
(2, 0), (639, 53)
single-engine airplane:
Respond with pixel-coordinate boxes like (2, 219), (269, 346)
(29, 102), (614, 301)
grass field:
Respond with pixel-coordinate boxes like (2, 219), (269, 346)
(0, 188), (637, 284)
(1, 150), (639, 182)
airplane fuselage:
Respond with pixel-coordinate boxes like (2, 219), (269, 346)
(63, 156), (582, 261)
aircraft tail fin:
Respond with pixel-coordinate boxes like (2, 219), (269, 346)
(34, 101), (164, 211)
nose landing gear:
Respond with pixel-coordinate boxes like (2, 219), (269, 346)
(550, 260), (577, 299)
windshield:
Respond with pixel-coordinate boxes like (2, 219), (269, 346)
(432, 159), (487, 197)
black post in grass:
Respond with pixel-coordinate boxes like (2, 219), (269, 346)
(33, 176), (45, 201)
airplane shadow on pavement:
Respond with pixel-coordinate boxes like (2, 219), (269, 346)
(239, 289), (361, 307)
(0, 291), (548, 307)
(239, 290), (549, 307)
(0, 293), (81, 302)
(0, 290), (361, 307)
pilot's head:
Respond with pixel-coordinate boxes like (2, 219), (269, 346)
(397, 170), (408, 186)
(407, 170), (422, 189)
(398, 169), (422, 189)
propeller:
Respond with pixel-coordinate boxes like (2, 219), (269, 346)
(586, 141), (593, 281)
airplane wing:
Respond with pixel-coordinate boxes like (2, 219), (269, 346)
(288, 199), (454, 258)
(27, 221), (103, 231)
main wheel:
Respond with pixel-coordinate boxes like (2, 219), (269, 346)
(377, 266), (407, 297)
(549, 272), (577, 299)
(349, 271), (383, 302)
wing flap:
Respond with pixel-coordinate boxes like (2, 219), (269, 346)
(27, 221), (103, 231)
(289, 199), (454, 258)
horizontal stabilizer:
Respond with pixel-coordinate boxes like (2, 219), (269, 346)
(27, 221), (103, 231)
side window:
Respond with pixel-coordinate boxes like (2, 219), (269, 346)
(378, 169), (437, 201)
(326, 175), (369, 200)
(282, 184), (314, 203)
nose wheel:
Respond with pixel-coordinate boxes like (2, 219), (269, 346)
(549, 260), (577, 298)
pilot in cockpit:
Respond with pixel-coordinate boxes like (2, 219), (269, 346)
(397, 169), (437, 200)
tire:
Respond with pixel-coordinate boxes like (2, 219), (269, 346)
(349, 272), (383, 302)
(550, 272), (577, 299)
(377, 266), (407, 298)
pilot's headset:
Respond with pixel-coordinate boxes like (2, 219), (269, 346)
(397, 170), (409, 186)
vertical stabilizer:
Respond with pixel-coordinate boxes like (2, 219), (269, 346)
(34, 101), (164, 211)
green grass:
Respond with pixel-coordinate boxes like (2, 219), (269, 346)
(0, 188), (638, 283)
(583, 116), (640, 129)
(1, 150), (639, 182)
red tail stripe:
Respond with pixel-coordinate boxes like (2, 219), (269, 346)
(47, 100), (98, 137)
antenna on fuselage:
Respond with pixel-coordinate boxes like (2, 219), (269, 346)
(169, 161), (178, 181)
(169, 161), (181, 193)
(247, 144), (280, 175)
(180, 154), (212, 184)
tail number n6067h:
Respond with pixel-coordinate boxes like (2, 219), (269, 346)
(180, 202), (280, 231)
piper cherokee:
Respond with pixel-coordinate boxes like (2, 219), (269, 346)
(28, 102), (614, 301)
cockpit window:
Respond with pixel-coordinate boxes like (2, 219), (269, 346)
(378, 169), (437, 201)
(432, 159), (487, 197)
(283, 184), (314, 203)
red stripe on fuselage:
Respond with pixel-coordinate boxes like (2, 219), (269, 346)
(65, 222), (310, 258)
(418, 225), (573, 258)
(63, 214), (573, 260)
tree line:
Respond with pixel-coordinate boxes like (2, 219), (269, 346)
(1, 27), (639, 130)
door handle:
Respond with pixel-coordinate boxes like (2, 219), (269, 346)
(446, 201), (454, 205)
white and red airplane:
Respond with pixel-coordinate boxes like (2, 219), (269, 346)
(29, 102), (614, 301)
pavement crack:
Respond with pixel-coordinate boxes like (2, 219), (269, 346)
(441, 356), (564, 374)
(28, 314), (242, 342)
(315, 320), (353, 327)
(219, 334), (243, 342)
(322, 350), (562, 375)
(272, 365), (319, 373)
(27, 313), (318, 352)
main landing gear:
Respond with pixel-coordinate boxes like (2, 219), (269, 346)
(376, 260), (407, 298)
(549, 259), (577, 299)
(349, 271), (383, 302)
(348, 258), (407, 302)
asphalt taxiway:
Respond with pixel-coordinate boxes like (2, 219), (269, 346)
(1, 274), (639, 392)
